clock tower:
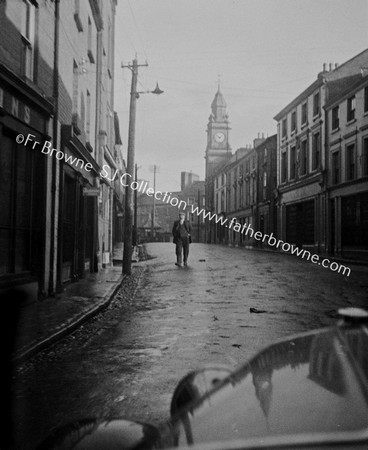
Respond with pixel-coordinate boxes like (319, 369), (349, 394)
(205, 85), (231, 179)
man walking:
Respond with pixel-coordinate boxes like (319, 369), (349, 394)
(172, 211), (192, 267)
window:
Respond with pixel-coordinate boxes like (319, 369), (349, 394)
(21, 0), (35, 80)
(346, 143), (355, 180)
(301, 102), (308, 125)
(282, 118), (287, 139)
(332, 152), (340, 184)
(291, 111), (297, 133)
(74, 0), (83, 31)
(312, 132), (320, 171)
(107, 19), (113, 78)
(246, 160), (250, 174)
(313, 92), (320, 117)
(300, 140), (307, 175)
(245, 179), (250, 205)
(364, 87), (368, 114)
(332, 106), (339, 130)
(363, 137), (368, 176)
(263, 171), (267, 200)
(86, 90), (91, 142)
(87, 17), (95, 63)
(290, 146), (296, 179)
(281, 151), (287, 182)
(0, 133), (45, 276)
(347, 96), (356, 122)
(72, 60), (78, 114)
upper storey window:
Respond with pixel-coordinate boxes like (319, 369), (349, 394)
(281, 118), (287, 140)
(21, 0), (35, 80)
(347, 95), (356, 122)
(313, 91), (320, 117)
(301, 102), (308, 125)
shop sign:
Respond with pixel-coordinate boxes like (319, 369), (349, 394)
(83, 187), (100, 197)
(0, 86), (46, 131)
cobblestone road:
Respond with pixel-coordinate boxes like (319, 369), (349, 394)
(13, 243), (368, 448)
(106, 243), (367, 421)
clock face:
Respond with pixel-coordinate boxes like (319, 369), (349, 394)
(214, 132), (225, 143)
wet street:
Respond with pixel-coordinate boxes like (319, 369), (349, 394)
(13, 243), (368, 449)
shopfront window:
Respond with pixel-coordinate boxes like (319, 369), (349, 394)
(0, 132), (44, 276)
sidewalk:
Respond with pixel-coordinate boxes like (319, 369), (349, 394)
(12, 246), (130, 364)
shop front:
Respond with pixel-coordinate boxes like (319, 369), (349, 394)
(58, 126), (99, 286)
(0, 67), (53, 299)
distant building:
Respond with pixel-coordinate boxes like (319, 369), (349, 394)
(205, 86), (232, 242)
(181, 171), (199, 191)
(255, 135), (278, 244)
(136, 174), (206, 243)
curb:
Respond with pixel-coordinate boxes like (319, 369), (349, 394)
(12, 275), (126, 365)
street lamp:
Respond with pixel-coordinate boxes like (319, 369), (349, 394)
(122, 58), (163, 275)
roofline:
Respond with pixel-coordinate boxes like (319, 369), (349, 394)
(324, 75), (368, 110)
(273, 78), (323, 121)
(274, 48), (368, 121)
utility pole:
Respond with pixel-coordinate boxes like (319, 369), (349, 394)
(151, 164), (156, 239)
(121, 59), (163, 275)
(122, 58), (146, 275)
(197, 188), (200, 243)
(133, 163), (138, 247)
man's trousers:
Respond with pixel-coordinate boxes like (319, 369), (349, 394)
(175, 237), (189, 264)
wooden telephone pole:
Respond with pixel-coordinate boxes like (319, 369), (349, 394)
(121, 59), (163, 275)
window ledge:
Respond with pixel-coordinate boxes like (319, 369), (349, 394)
(346, 118), (357, 126)
(331, 127), (340, 135)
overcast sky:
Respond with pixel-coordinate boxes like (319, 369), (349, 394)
(114, 0), (368, 192)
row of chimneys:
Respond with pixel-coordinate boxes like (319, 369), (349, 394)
(240, 133), (267, 150)
(323, 62), (339, 72)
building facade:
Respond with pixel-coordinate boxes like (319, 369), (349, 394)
(273, 50), (368, 254)
(325, 74), (368, 261)
(0, 0), (55, 299)
(0, 0), (122, 300)
(255, 134), (278, 244)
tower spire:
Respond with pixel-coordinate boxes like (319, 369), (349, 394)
(217, 74), (222, 92)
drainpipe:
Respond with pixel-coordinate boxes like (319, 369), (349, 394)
(49, 0), (59, 295)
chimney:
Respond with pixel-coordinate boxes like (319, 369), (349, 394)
(253, 132), (266, 149)
(323, 63), (327, 72)
(335, 63), (339, 69)
(329, 63), (333, 71)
